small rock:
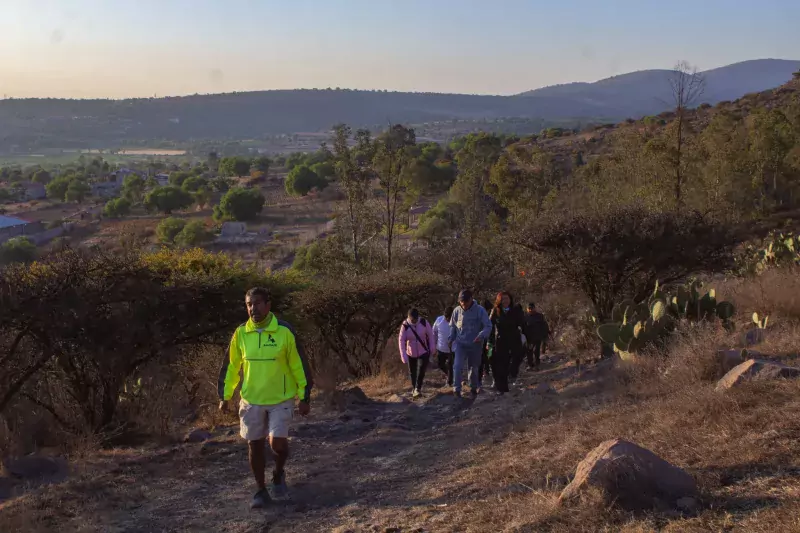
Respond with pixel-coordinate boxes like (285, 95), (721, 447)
(560, 438), (697, 511)
(2, 456), (66, 479)
(715, 359), (800, 391)
(184, 428), (213, 443)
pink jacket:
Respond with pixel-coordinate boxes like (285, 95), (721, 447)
(398, 318), (435, 364)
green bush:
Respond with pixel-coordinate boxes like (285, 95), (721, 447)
(145, 186), (193, 215)
(156, 217), (187, 243)
(213, 187), (265, 221)
(285, 165), (327, 196)
(175, 220), (213, 247)
(0, 236), (36, 265)
(103, 197), (132, 218)
(0, 247), (304, 434)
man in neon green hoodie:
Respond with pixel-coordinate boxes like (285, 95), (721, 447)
(218, 287), (312, 509)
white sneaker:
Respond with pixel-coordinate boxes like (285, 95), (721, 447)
(412, 388), (420, 398)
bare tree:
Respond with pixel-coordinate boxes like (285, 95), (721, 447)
(373, 125), (416, 271)
(331, 124), (375, 266)
(667, 61), (705, 207)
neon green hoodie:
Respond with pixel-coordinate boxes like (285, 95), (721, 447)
(218, 314), (312, 405)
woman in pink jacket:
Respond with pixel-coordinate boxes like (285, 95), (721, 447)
(398, 308), (435, 398)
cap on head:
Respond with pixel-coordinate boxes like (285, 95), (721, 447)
(458, 289), (473, 302)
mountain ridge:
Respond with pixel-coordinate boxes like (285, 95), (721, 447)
(0, 59), (797, 152)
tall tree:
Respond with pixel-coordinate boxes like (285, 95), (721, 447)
(451, 133), (503, 245)
(667, 61), (705, 207)
(332, 124), (375, 266)
(373, 125), (416, 271)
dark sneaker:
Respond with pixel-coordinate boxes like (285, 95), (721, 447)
(453, 390), (462, 398)
(250, 489), (270, 509)
(269, 471), (289, 501)
(470, 388), (478, 399)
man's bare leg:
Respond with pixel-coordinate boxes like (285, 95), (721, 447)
(269, 436), (289, 480)
(248, 439), (267, 490)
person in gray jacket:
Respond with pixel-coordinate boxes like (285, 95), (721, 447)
(448, 289), (493, 398)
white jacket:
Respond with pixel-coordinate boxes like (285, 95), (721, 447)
(433, 315), (452, 353)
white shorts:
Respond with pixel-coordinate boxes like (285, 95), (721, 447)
(238, 399), (294, 440)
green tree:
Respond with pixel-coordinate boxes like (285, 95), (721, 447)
(213, 187), (265, 221)
(252, 156), (272, 174)
(210, 176), (234, 192)
(122, 174), (146, 203)
(156, 217), (187, 244)
(32, 169), (52, 185)
(285, 152), (307, 171)
(102, 197), (132, 218)
(175, 220), (213, 247)
(182, 176), (209, 193)
(219, 157), (251, 177)
(194, 187), (213, 209)
(145, 186), (193, 215)
(451, 133), (503, 244)
(169, 171), (192, 187)
(285, 165), (327, 196)
(309, 161), (335, 180)
(0, 236), (36, 265)
(65, 180), (91, 203)
(489, 144), (560, 220)
(46, 178), (71, 201)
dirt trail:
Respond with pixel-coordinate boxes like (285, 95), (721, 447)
(0, 355), (606, 533)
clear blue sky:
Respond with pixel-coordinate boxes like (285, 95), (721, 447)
(1, 0), (798, 98)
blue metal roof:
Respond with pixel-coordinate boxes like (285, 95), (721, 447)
(0, 215), (29, 229)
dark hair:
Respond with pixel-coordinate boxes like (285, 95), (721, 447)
(408, 308), (420, 320)
(444, 306), (454, 320)
(246, 287), (271, 302)
(527, 302), (536, 310)
(493, 291), (514, 315)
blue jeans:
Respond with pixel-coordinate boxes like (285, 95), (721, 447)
(453, 344), (483, 393)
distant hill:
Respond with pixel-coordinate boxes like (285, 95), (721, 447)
(517, 59), (800, 117)
(0, 59), (797, 154)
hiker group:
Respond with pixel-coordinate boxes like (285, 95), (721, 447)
(218, 285), (551, 510)
(398, 289), (551, 399)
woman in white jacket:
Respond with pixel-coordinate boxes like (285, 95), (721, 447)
(433, 306), (454, 387)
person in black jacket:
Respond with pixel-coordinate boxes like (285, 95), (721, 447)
(489, 291), (525, 394)
(523, 302), (550, 370)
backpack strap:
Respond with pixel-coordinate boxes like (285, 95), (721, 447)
(404, 321), (431, 356)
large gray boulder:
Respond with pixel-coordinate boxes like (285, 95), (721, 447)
(560, 439), (698, 511)
(716, 359), (800, 391)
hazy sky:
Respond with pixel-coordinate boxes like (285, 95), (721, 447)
(1, 0), (798, 99)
